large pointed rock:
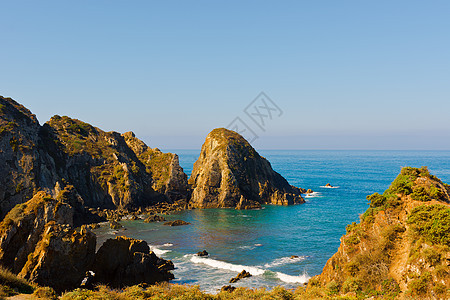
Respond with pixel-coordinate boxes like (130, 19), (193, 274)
(188, 128), (305, 208)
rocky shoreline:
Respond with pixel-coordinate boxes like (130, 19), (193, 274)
(0, 96), (309, 294)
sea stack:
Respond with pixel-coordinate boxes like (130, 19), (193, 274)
(188, 128), (305, 208)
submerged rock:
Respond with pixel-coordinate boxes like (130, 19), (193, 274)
(163, 220), (190, 226)
(144, 214), (166, 223)
(189, 128), (305, 208)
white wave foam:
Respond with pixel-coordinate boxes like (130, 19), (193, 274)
(303, 192), (321, 198)
(190, 255), (265, 276)
(162, 243), (173, 247)
(276, 272), (310, 283)
(254, 244), (263, 247)
(151, 247), (171, 256)
(264, 256), (306, 268)
(319, 186), (339, 189)
(238, 245), (255, 250)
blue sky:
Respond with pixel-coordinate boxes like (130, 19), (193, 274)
(1, 1), (450, 150)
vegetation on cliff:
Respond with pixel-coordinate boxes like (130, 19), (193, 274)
(0, 96), (189, 220)
(311, 166), (450, 299)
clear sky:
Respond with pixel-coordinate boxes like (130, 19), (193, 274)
(1, 1), (450, 150)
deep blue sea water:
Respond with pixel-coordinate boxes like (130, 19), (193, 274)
(95, 150), (450, 293)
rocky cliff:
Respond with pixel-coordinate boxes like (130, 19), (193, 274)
(0, 96), (189, 219)
(0, 190), (174, 292)
(189, 128), (305, 208)
(310, 167), (450, 299)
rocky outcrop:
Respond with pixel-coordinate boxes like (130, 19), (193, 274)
(311, 167), (450, 299)
(229, 270), (252, 283)
(19, 223), (96, 292)
(0, 192), (74, 273)
(0, 192), (96, 292)
(0, 96), (189, 220)
(0, 97), (47, 219)
(92, 236), (174, 288)
(144, 214), (166, 223)
(163, 220), (190, 226)
(189, 128), (305, 208)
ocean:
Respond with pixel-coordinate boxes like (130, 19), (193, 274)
(94, 150), (450, 293)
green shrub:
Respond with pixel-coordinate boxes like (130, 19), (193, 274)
(381, 278), (400, 297)
(0, 267), (34, 294)
(407, 204), (450, 246)
(422, 247), (441, 266)
(367, 193), (386, 208)
(33, 286), (58, 299)
(410, 186), (431, 201)
(325, 280), (340, 296)
(342, 278), (361, 293)
(408, 271), (431, 296)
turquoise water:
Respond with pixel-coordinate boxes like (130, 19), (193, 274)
(95, 150), (450, 293)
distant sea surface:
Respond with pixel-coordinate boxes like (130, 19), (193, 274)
(95, 150), (450, 293)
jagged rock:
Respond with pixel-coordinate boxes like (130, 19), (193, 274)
(306, 189), (313, 194)
(0, 97), (48, 219)
(109, 220), (123, 229)
(163, 220), (190, 226)
(290, 255), (299, 259)
(0, 192), (96, 292)
(144, 214), (166, 223)
(19, 223), (96, 292)
(221, 285), (236, 292)
(229, 270), (252, 283)
(0, 192), (74, 273)
(312, 167), (450, 298)
(196, 250), (209, 257)
(0, 96), (190, 220)
(93, 236), (174, 287)
(235, 195), (262, 210)
(325, 183), (333, 187)
(189, 128), (305, 208)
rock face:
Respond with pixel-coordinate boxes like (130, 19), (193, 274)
(0, 192), (96, 292)
(189, 128), (305, 208)
(0, 96), (189, 219)
(93, 236), (174, 288)
(19, 223), (96, 292)
(311, 167), (450, 299)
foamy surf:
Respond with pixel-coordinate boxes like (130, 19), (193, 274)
(303, 192), (321, 198)
(151, 247), (171, 256)
(162, 243), (174, 247)
(319, 186), (339, 189)
(275, 272), (310, 284)
(189, 255), (265, 276)
(264, 256), (306, 268)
